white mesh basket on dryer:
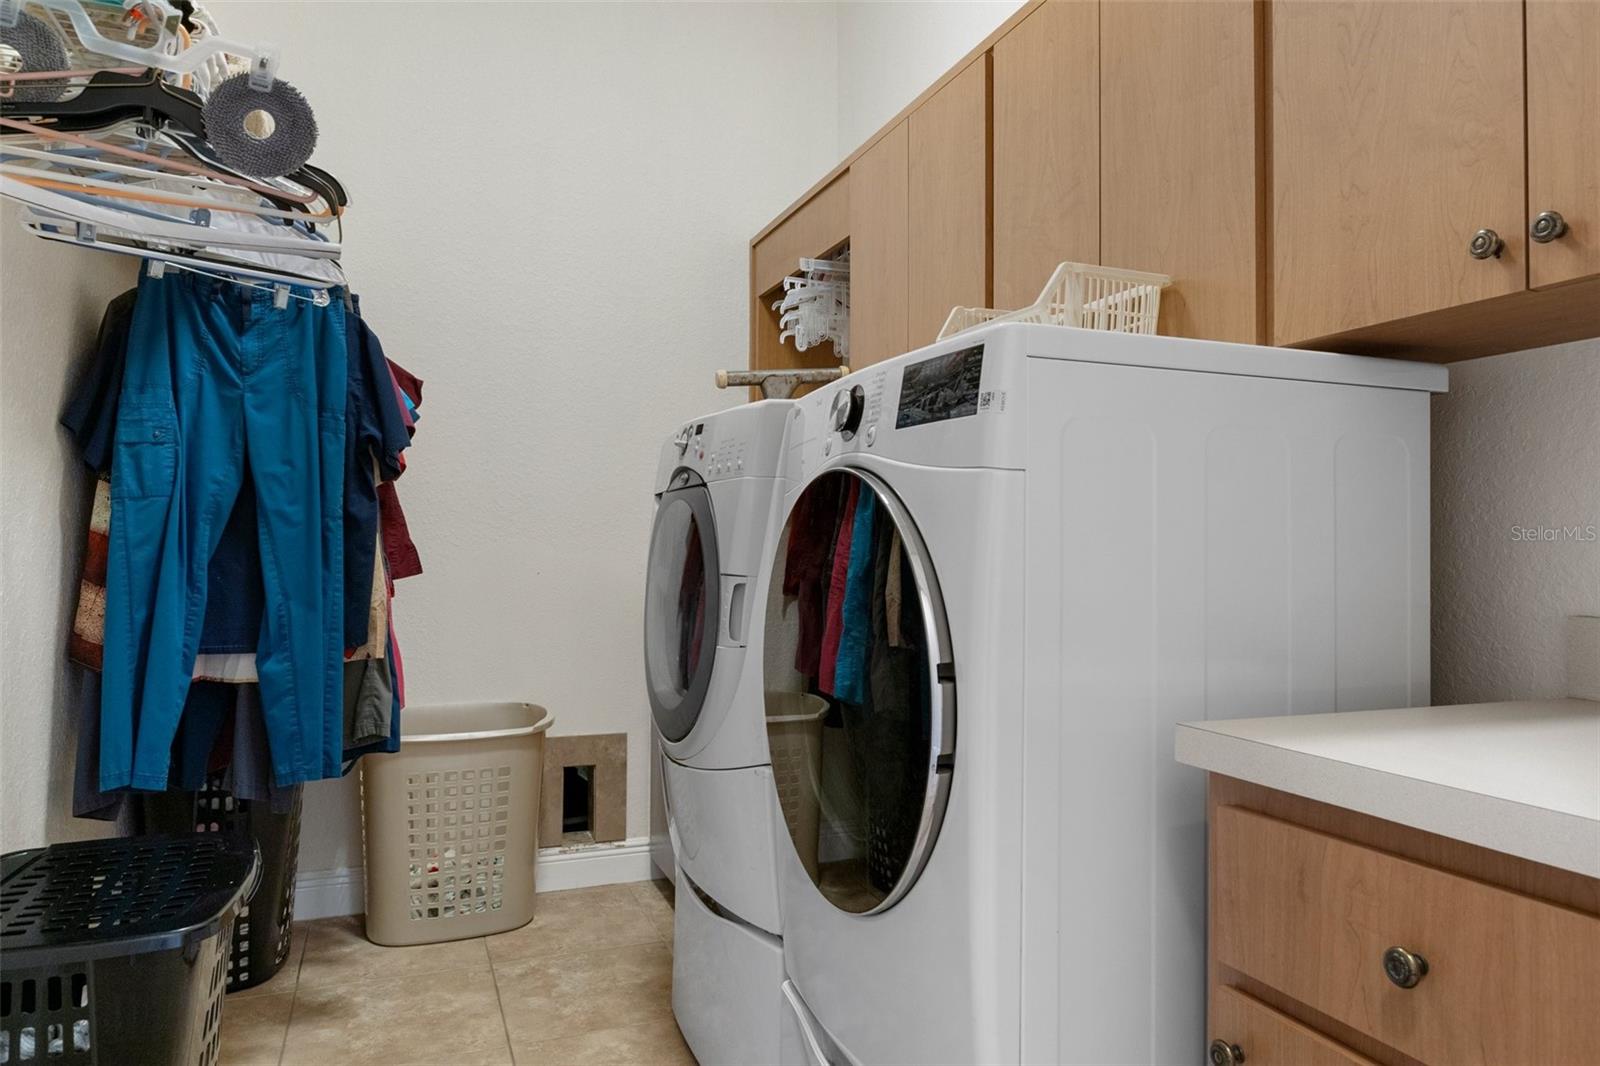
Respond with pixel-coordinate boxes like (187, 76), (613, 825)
(765, 691), (829, 880)
(361, 702), (553, 946)
(938, 261), (1170, 340)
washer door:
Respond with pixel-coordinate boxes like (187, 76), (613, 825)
(645, 469), (721, 743)
(761, 468), (955, 914)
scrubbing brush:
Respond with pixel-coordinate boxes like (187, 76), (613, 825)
(202, 70), (317, 179)
(0, 10), (69, 103)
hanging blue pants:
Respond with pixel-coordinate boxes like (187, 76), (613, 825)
(100, 268), (346, 790)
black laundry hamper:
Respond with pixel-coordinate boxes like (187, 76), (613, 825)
(141, 774), (303, 993)
(0, 834), (258, 1066)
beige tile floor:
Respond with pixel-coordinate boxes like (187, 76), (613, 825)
(221, 879), (694, 1066)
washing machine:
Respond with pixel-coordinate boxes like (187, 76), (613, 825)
(644, 399), (799, 1065)
(756, 323), (1446, 1065)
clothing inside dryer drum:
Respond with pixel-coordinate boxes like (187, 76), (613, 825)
(764, 470), (934, 914)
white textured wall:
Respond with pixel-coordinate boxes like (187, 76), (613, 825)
(1432, 340), (1600, 704)
(0, 3), (839, 871)
(0, 214), (139, 853)
(835, 0), (1024, 153)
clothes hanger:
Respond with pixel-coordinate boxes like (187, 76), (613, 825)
(1, 0), (283, 91)
(0, 117), (318, 202)
(0, 1), (346, 301)
(2, 2), (322, 178)
(21, 214), (339, 305)
(2, 173), (342, 258)
(0, 67), (207, 135)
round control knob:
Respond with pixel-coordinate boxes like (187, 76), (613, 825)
(1383, 946), (1429, 989)
(1469, 228), (1504, 260)
(1208, 1040), (1245, 1066)
(1530, 210), (1568, 244)
(830, 384), (866, 440)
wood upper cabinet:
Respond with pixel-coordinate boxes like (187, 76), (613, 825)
(1527, 0), (1600, 289)
(1102, 0), (1262, 344)
(1271, 1), (1527, 345)
(992, 0), (1098, 310)
(908, 56), (991, 349)
(848, 121), (909, 369)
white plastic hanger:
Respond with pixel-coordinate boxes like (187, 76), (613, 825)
(1, 0), (283, 91)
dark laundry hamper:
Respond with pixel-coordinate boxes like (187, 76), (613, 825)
(0, 834), (258, 1066)
(141, 774), (303, 992)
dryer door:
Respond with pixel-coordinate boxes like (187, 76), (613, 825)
(645, 469), (721, 743)
(761, 468), (955, 915)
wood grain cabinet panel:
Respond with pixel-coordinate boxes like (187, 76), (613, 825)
(1527, 0), (1600, 288)
(1270, 1), (1526, 345)
(1210, 986), (1376, 1066)
(992, 0), (1098, 310)
(848, 121), (909, 369)
(1102, 0), (1261, 344)
(750, 174), (850, 377)
(1213, 804), (1600, 1066)
(908, 56), (990, 349)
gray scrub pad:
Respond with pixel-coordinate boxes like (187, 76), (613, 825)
(1, 11), (69, 103)
(202, 71), (318, 179)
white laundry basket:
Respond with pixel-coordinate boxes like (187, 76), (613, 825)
(766, 692), (829, 880)
(361, 702), (554, 946)
(939, 260), (1171, 340)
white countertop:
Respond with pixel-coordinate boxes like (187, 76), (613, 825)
(1175, 699), (1600, 878)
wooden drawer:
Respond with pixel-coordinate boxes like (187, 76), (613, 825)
(1210, 985), (1374, 1066)
(1214, 804), (1600, 1065)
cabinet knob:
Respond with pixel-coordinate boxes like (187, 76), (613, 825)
(1383, 945), (1429, 988)
(1208, 1039), (1246, 1066)
(1469, 229), (1505, 260)
(1530, 211), (1569, 243)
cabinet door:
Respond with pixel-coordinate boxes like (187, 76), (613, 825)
(849, 122), (909, 369)
(1527, 0), (1600, 288)
(1102, 0), (1260, 343)
(908, 56), (990, 349)
(1271, 1), (1525, 344)
(992, 0), (1098, 311)
(1210, 986), (1376, 1066)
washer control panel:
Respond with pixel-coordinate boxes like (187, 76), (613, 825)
(673, 420), (749, 479)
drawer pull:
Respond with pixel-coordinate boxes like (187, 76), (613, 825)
(1208, 1040), (1246, 1066)
(1383, 945), (1429, 989)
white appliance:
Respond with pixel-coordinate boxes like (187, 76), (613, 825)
(756, 323), (1446, 1065)
(644, 400), (799, 1065)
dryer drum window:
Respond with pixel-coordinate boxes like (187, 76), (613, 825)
(762, 468), (954, 915)
(644, 472), (720, 743)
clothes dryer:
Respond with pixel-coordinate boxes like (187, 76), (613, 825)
(758, 324), (1446, 1065)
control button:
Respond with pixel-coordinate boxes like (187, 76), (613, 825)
(824, 439), (833, 457)
(865, 425), (877, 447)
(830, 385), (866, 440)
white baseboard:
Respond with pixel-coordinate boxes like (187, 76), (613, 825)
(294, 866), (366, 921)
(534, 837), (657, 893)
(293, 837), (657, 920)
